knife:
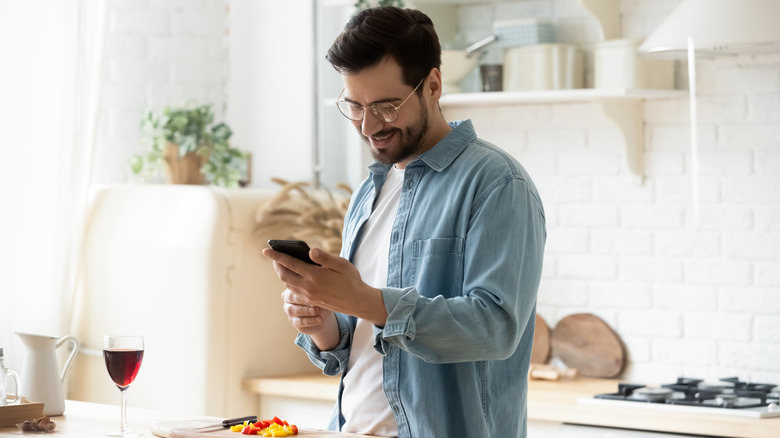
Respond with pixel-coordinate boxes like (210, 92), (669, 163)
(187, 415), (258, 432)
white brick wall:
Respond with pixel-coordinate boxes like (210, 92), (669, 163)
(444, 0), (780, 383)
(92, 0), (228, 184)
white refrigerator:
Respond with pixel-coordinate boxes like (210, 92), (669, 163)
(68, 184), (320, 417)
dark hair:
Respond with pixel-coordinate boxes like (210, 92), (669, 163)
(326, 6), (441, 90)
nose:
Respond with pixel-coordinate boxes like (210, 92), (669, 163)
(359, 111), (383, 138)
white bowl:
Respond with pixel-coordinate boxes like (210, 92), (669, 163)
(440, 50), (479, 94)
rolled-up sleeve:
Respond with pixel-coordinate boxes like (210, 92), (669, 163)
(295, 313), (353, 376)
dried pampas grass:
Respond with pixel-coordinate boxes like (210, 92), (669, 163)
(255, 178), (352, 254)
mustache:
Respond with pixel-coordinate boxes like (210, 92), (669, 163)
(358, 127), (399, 141)
(372, 128), (399, 138)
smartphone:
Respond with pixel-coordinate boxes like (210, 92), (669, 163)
(267, 239), (318, 265)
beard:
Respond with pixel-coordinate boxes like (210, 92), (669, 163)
(358, 102), (429, 166)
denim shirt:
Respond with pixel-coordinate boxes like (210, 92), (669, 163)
(296, 119), (546, 438)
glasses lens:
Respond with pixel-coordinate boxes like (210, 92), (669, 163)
(337, 101), (363, 121)
(371, 104), (398, 123)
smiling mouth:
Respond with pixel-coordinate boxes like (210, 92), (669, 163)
(369, 129), (397, 148)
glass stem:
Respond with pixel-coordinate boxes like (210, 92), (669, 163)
(120, 388), (128, 431)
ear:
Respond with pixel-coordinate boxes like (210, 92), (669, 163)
(426, 67), (443, 102)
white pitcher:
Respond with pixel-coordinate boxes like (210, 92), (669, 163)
(15, 332), (79, 416)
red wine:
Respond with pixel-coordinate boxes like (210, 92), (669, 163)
(103, 349), (144, 389)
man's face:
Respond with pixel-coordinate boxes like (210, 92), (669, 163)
(341, 57), (431, 168)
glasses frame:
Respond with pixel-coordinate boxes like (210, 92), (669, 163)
(335, 78), (425, 123)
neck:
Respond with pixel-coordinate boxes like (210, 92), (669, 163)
(420, 110), (452, 151)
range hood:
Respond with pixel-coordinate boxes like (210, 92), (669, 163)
(638, 0), (780, 58)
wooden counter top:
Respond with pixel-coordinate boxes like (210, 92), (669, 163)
(0, 399), (362, 437)
(244, 374), (780, 438)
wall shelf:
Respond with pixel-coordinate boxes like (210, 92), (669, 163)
(316, 0), (686, 186)
(440, 88), (685, 105)
(440, 88), (687, 183)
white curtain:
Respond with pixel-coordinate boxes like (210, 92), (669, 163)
(0, 0), (107, 373)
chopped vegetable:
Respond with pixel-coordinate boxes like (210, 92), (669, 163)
(232, 417), (299, 436)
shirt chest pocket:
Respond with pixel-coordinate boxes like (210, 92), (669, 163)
(411, 237), (465, 298)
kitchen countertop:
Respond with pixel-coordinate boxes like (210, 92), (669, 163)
(244, 374), (780, 438)
(0, 399), (362, 437)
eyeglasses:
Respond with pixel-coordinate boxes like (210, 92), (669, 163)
(335, 78), (424, 123)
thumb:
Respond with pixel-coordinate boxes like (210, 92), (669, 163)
(310, 247), (338, 268)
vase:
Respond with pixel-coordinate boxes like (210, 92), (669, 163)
(163, 142), (206, 185)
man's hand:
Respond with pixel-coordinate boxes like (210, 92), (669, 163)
(280, 287), (334, 333)
(280, 287), (340, 350)
(262, 246), (389, 345)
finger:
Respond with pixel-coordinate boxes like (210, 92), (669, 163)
(290, 315), (324, 330)
(283, 301), (318, 317)
(271, 260), (290, 277)
(264, 247), (309, 273)
(309, 248), (345, 271)
(281, 288), (314, 307)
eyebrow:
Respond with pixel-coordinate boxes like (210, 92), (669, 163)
(343, 94), (403, 105)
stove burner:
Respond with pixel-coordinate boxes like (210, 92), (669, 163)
(593, 376), (779, 411)
(617, 383), (645, 396)
(715, 393), (738, 408)
(721, 376), (778, 393)
(630, 387), (673, 403)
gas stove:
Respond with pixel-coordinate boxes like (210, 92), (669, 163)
(580, 377), (780, 418)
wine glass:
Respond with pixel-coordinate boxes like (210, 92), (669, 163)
(103, 335), (144, 437)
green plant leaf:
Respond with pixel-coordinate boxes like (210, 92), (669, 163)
(129, 155), (143, 174)
(132, 103), (248, 187)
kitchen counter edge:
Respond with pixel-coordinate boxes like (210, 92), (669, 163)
(243, 374), (779, 438)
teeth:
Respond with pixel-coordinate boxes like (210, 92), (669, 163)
(373, 132), (392, 141)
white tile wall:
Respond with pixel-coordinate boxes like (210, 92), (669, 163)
(93, 0), (780, 383)
(443, 1), (780, 383)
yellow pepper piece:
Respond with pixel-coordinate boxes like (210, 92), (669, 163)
(230, 424), (243, 432)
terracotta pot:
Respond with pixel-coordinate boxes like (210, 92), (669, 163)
(163, 142), (206, 185)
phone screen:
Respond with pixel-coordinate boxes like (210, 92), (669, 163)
(267, 239), (318, 265)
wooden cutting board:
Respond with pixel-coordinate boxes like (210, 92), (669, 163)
(152, 420), (365, 438)
(531, 314), (551, 364)
(550, 313), (624, 378)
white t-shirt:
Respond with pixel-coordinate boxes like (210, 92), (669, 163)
(340, 166), (404, 437)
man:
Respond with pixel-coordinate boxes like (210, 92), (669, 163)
(263, 6), (546, 438)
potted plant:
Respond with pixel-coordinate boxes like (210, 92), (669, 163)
(130, 104), (249, 187)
